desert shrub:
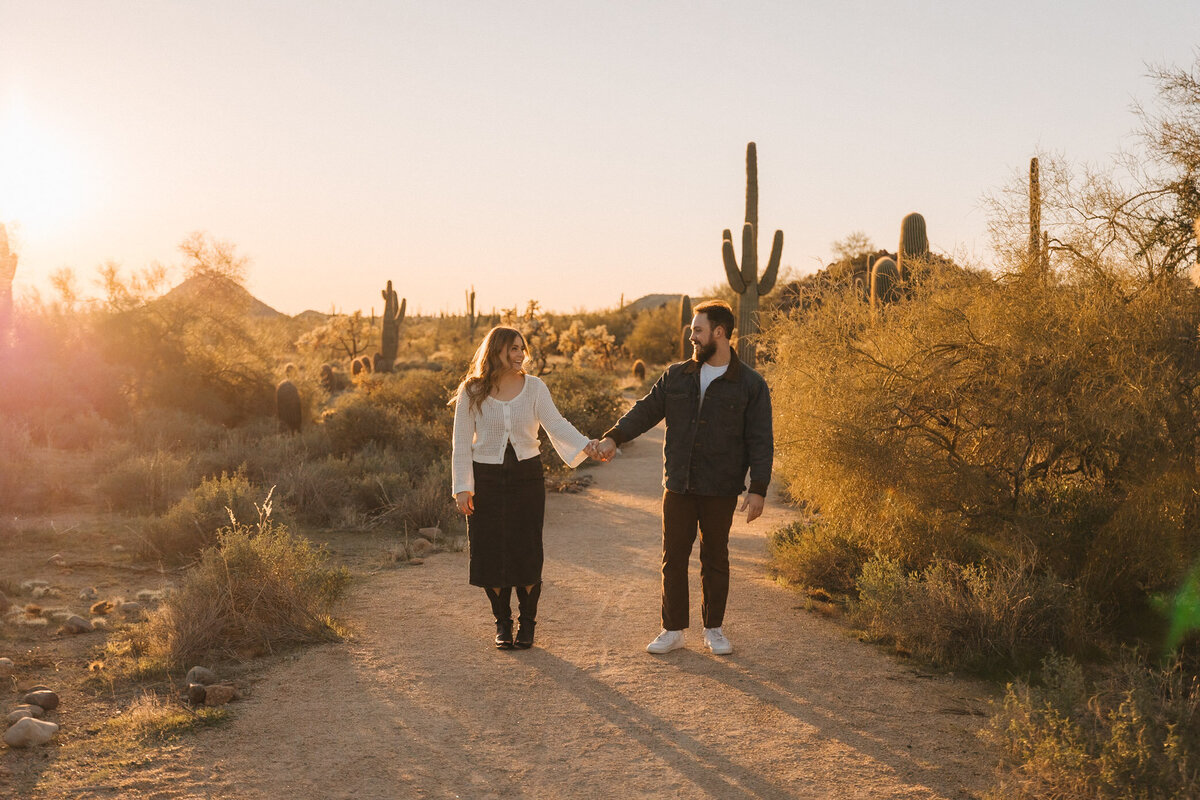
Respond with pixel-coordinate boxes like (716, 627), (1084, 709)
(853, 554), (1097, 674)
(144, 511), (349, 666)
(764, 264), (1200, 615)
(143, 472), (267, 561)
(96, 446), (196, 514)
(125, 408), (229, 453)
(985, 652), (1200, 800)
(541, 367), (623, 439)
(768, 519), (870, 595)
(624, 304), (682, 365)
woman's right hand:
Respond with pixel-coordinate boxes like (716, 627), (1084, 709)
(455, 491), (474, 516)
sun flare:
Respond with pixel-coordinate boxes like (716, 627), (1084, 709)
(0, 101), (91, 240)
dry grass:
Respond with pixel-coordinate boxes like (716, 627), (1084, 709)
(143, 505), (350, 667)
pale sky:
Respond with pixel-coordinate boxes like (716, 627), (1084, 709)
(2, 2), (1196, 315)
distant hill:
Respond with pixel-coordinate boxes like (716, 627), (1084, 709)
(624, 293), (686, 314)
(292, 309), (332, 325)
(162, 273), (287, 319)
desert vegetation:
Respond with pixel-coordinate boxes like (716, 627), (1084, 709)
(763, 59), (1200, 796)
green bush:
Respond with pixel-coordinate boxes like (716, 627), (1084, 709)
(624, 305), (682, 365)
(768, 520), (869, 594)
(541, 367), (623, 439)
(144, 513), (349, 666)
(144, 472), (267, 561)
(853, 554), (1097, 674)
(96, 446), (195, 514)
(985, 652), (1200, 800)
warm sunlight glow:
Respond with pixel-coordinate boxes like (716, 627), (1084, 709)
(0, 100), (90, 240)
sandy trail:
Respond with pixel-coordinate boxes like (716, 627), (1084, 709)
(93, 423), (994, 799)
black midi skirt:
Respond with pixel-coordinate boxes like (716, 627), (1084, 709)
(467, 443), (546, 588)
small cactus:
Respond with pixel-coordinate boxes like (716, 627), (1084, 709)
(275, 380), (302, 433)
(378, 280), (406, 373)
(896, 213), (929, 283)
(351, 359), (363, 376)
(721, 142), (783, 367)
(632, 359), (646, 380)
(870, 257), (900, 310)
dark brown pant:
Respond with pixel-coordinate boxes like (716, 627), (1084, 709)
(661, 490), (738, 630)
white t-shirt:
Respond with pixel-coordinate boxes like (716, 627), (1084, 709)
(699, 362), (729, 404)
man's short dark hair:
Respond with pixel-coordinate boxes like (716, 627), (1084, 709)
(694, 300), (735, 340)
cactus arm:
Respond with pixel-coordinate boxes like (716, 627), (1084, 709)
(758, 230), (783, 295)
(722, 230), (747, 293)
(739, 223), (757, 288)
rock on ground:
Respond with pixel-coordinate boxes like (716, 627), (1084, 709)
(186, 666), (218, 686)
(65, 615), (94, 633)
(204, 685), (237, 707)
(0, 657), (13, 678)
(22, 690), (59, 711)
(3, 717), (59, 748)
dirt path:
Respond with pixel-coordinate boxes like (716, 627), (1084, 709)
(87, 424), (995, 799)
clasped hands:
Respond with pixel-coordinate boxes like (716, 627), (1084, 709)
(584, 437), (617, 462)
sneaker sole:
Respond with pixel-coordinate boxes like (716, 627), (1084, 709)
(646, 641), (685, 654)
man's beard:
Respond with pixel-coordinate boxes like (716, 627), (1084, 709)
(692, 340), (717, 364)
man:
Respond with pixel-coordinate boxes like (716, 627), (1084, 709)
(595, 300), (773, 655)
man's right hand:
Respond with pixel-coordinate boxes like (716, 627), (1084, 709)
(455, 491), (474, 516)
(595, 438), (617, 462)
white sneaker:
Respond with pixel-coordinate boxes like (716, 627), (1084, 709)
(646, 629), (685, 654)
(704, 627), (733, 655)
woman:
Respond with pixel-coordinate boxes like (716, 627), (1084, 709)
(451, 326), (598, 649)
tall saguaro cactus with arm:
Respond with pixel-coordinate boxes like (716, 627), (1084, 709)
(377, 279), (406, 373)
(0, 224), (16, 337)
(721, 142), (783, 368)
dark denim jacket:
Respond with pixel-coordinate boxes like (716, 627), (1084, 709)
(603, 353), (773, 497)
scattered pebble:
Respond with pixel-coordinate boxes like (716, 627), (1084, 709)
(79, 588), (98, 602)
(3, 717), (59, 748)
(64, 615), (95, 634)
(22, 690), (59, 711)
(111, 544), (126, 553)
(0, 657), (12, 678)
(185, 666), (218, 686)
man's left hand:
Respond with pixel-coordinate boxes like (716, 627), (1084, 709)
(739, 493), (765, 523)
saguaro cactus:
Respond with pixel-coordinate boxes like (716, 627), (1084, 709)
(721, 142), (783, 367)
(1027, 157), (1051, 276)
(378, 280), (406, 373)
(466, 286), (477, 335)
(896, 213), (929, 283)
(678, 294), (693, 360)
(0, 223), (16, 336)
(871, 257), (900, 310)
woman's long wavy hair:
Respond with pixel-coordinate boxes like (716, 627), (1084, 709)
(451, 326), (526, 413)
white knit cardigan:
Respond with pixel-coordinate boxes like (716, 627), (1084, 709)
(451, 374), (590, 496)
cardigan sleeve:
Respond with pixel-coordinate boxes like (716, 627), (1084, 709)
(451, 395), (476, 496)
(533, 379), (590, 468)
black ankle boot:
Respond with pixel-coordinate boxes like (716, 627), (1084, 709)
(515, 583), (541, 649)
(484, 587), (514, 649)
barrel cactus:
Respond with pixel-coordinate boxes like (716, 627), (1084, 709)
(632, 359), (646, 380)
(378, 280), (406, 373)
(721, 142), (783, 367)
(275, 380), (302, 433)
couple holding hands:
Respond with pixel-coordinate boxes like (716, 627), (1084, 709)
(451, 300), (774, 654)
